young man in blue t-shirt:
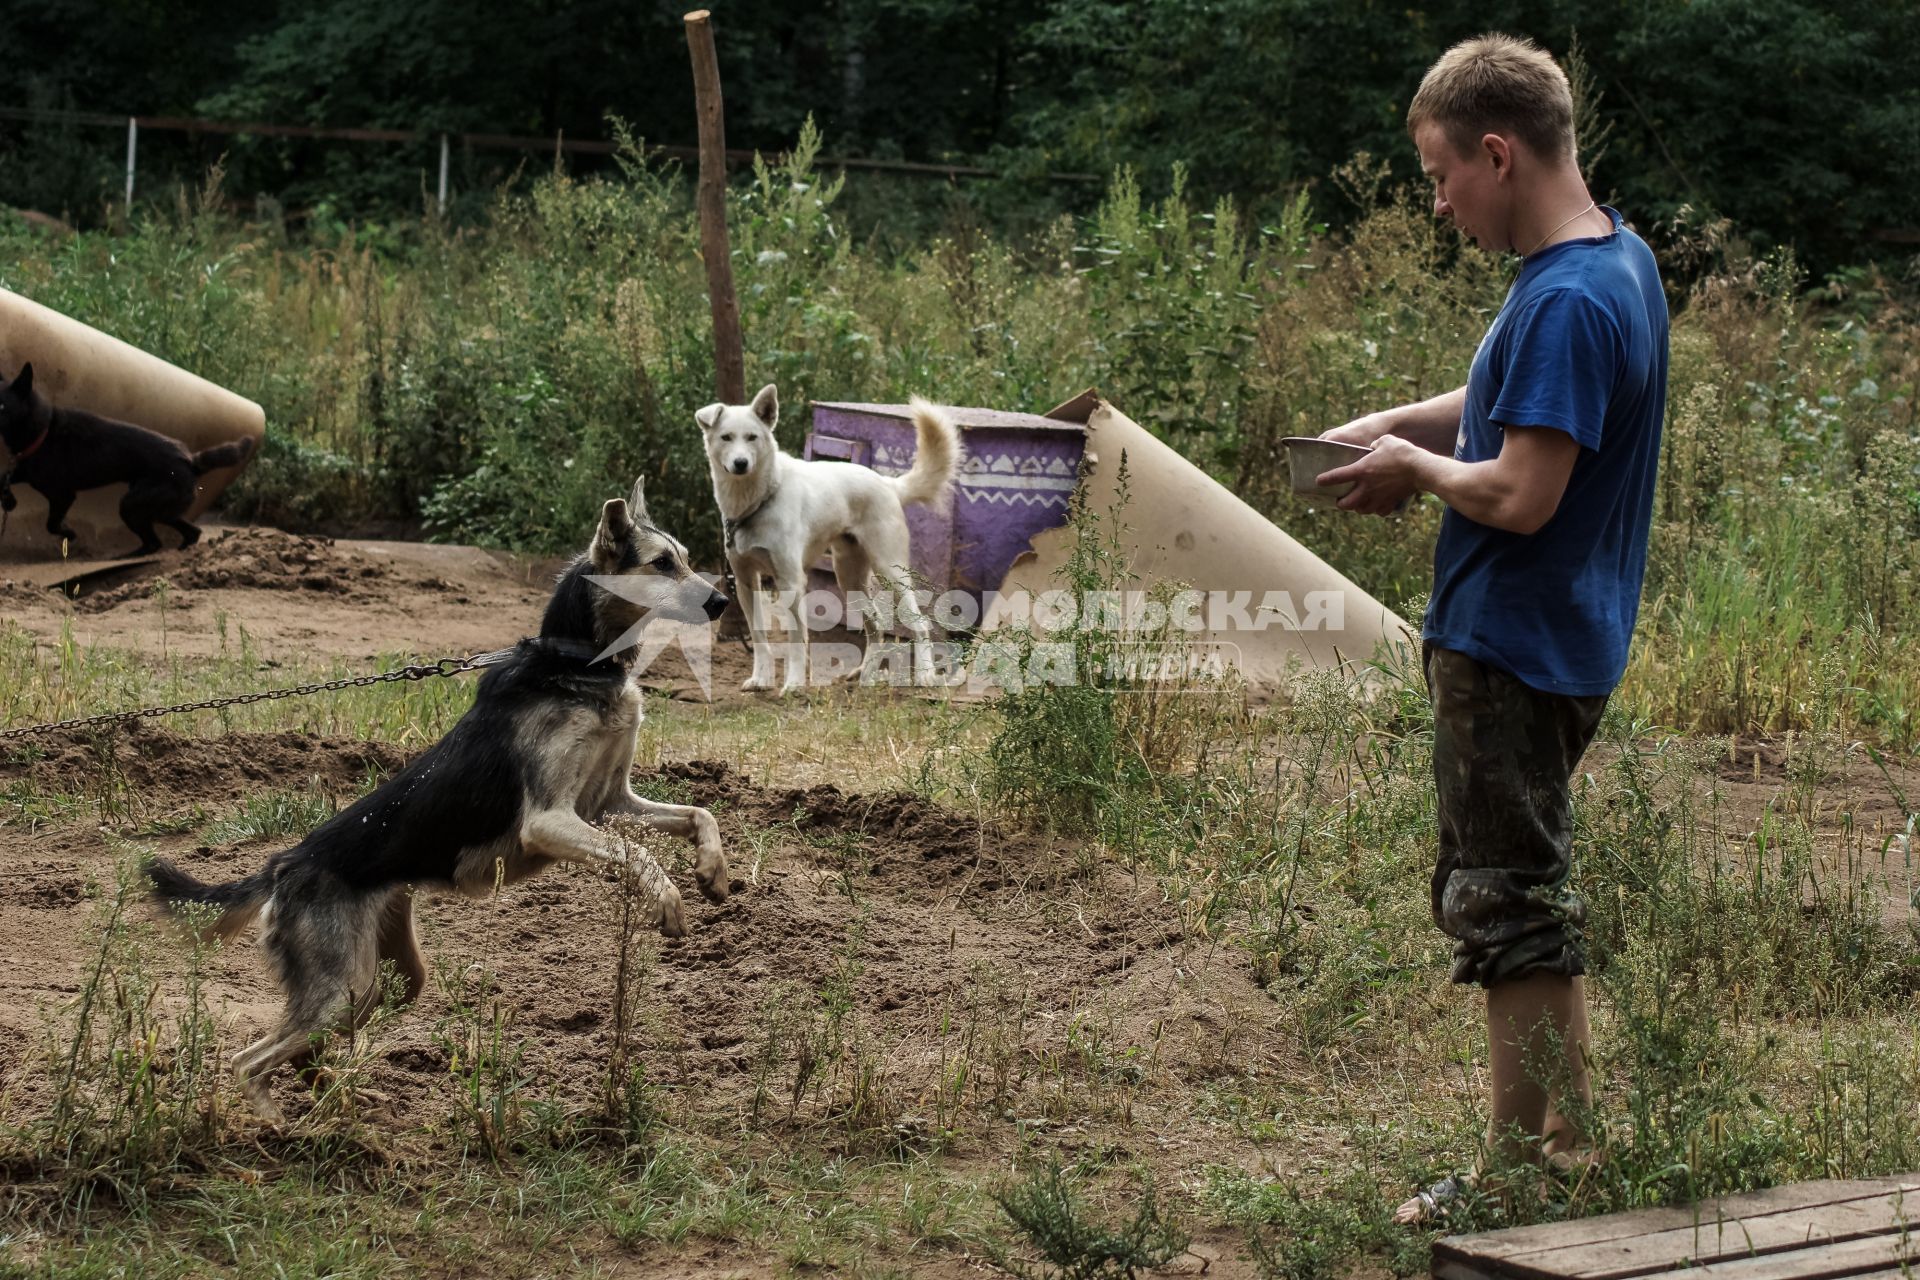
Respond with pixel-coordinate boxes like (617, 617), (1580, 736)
(1317, 33), (1669, 1222)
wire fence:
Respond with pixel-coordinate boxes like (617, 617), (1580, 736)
(0, 105), (1099, 218)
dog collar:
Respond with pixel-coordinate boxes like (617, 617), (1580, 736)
(722, 484), (780, 550)
(531, 636), (619, 667)
(13, 426), (48, 461)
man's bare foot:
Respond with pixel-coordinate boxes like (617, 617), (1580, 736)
(1545, 1148), (1602, 1195)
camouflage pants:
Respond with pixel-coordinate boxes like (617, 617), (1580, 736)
(1425, 645), (1608, 987)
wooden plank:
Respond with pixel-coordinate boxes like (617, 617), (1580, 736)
(1437, 1179), (1919, 1264)
(1679, 1228), (1920, 1280)
(10, 554), (162, 593)
(135, 115), (420, 144)
(1498, 1191), (1920, 1280)
(1433, 1177), (1920, 1280)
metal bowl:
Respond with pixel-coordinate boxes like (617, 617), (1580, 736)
(1282, 437), (1371, 509)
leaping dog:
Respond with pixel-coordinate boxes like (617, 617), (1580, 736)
(147, 478), (730, 1123)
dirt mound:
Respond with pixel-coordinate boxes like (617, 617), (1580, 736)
(0, 723), (406, 804)
(0, 529), (578, 670)
(72, 528), (398, 611)
(0, 577), (46, 608)
(658, 762), (1008, 891)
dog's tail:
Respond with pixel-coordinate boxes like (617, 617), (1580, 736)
(892, 397), (962, 511)
(147, 855), (272, 940)
(190, 435), (255, 476)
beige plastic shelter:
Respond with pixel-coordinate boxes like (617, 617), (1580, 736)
(981, 390), (1413, 693)
(0, 287), (264, 560)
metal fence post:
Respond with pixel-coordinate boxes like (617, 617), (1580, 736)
(437, 134), (449, 215)
(124, 117), (137, 209)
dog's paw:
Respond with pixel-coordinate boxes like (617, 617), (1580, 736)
(695, 857), (730, 904)
(243, 1087), (288, 1130)
(741, 676), (773, 692)
(656, 887), (690, 937)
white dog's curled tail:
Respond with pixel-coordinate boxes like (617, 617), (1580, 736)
(894, 397), (963, 512)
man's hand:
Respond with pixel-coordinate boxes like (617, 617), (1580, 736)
(1320, 412), (1396, 448)
(1319, 435), (1421, 515)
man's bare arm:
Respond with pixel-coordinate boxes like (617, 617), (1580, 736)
(1322, 386), (1466, 455)
(1320, 424), (1581, 532)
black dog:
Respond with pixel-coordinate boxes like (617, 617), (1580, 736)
(0, 362), (255, 554)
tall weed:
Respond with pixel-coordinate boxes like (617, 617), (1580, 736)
(15, 849), (224, 1212)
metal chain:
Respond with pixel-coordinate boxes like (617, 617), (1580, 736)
(718, 561), (753, 657)
(717, 510), (755, 657)
(0, 647), (517, 743)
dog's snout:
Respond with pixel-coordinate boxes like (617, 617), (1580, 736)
(729, 457), (749, 475)
(703, 590), (730, 621)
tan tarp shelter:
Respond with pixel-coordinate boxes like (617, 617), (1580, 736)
(981, 390), (1413, 692)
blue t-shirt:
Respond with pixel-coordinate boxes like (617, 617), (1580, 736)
(1422, 208), (1668, 697)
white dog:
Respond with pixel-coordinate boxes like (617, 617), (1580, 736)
(697, 384), (961, 694)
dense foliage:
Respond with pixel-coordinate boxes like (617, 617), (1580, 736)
(1, 0), (1915, 273)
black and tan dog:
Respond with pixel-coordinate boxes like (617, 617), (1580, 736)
(147, 478), (730, 1123)
(0, 361), (254, 554)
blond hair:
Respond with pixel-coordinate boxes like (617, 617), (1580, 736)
(1407, 33), (1575, 164)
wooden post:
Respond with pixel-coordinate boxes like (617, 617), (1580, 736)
(685, 9), (745, 404)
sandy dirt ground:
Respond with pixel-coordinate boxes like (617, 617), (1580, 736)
(2, 523), (570, 666)
(2, 527), (1915, 1278)
(0, 527), (1272, 1276)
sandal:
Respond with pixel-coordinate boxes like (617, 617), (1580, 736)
(1395, 1172), (1476, 1226)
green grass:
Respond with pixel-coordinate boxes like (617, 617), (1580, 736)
(0, 616), (479, 748)
(205, 786), (338, 845)
(0, 1143), (997, 1278)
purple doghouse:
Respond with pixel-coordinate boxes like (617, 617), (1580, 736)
(805, 401), (1087, 613)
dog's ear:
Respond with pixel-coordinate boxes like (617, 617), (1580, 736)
(695, 403), (722, 432)
(598, 497), (633, 542)
(750, 383), (778, 430)
(12, 363), (31, 396)
(627, 476), (650, 525)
